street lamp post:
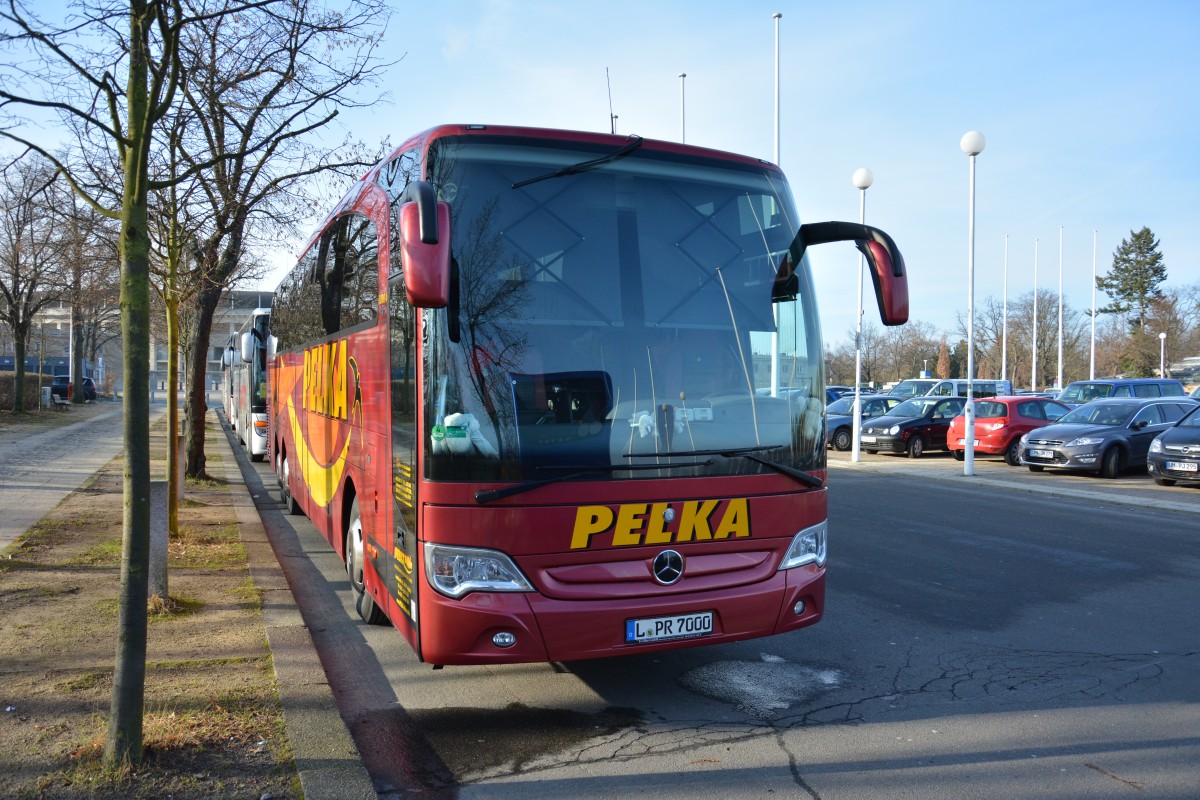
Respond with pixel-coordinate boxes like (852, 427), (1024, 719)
(1032, 239), (1039, 392)
(678, 73), (686, 143)
(961, 131), (985, 477)
(1090, 230), (1097, 379)
(850, 167), (873, 463)
(1057, 226), (1064, 390)
(1160, 332), (1167, 377)
(773, 12), (781, 164)
(1002, 234), (1008, 383)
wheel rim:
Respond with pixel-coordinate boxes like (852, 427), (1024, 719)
(834, 430), (851, 450)
(347, 514), (366, 592)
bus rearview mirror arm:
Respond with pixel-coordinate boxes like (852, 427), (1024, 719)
(778, 221), (909, 326)
(397, 180), (452, 308)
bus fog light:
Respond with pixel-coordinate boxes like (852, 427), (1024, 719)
(793, 600), (806, 615)
(492, 632), (517, 648)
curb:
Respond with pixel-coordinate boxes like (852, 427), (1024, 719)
(212, 410), (378, 800)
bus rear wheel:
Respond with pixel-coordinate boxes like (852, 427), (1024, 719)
(346, 498), (387, 625)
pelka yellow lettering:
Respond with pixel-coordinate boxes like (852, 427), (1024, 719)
(643, 502), (673, 545)
(302, 341), (349, 419)
(675, 500), (719, 542)
(713, 497), (749, 539)
(612, 503), (648, 546)
(571, 506), (614, 550)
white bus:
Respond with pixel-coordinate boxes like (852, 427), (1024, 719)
(229, 308), (271, 461)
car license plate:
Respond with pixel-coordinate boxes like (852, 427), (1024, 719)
(1166, 461), (1198, 472)
(1030, 449), (1054, 459)
(860, 435), (877, 443)
(626, 611), (713, 644)
(957, 439), (979, 446)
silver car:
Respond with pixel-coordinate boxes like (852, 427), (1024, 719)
(1019, 397), (1199, 478)
(825, 393), (902, 451)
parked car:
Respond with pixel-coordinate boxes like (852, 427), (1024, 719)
(49, 375), (97, 402)
(1056, 378), (1186, 407)
(1190, 385), (1200, 398)
(825, 393), (902, 451)
(946, 395), (1072, 465)
(1146, 404), (1200, 486)
(859, 396), (966, 458)
(1018, 397), (1199, 478)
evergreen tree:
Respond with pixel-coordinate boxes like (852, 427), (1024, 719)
(1097, 227), (1167, 332)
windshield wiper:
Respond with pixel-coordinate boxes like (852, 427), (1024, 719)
(474, 458), (713, 504)
(625, 445), (823, 489)
(511, 135), (644, 190)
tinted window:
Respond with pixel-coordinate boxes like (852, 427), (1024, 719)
(1112, 386), (1132, 397)
(1131, 405), (1163, 426)
(933, 399), (964, 419)
(1060, 403), (1138, 426)
(1133, 383), (1162, 398)
(1041, 400), (1070, 421)
(1159, 404), (1186, 423)
(976, 401), (1008, 418)
(1014, 401), (1042, 419)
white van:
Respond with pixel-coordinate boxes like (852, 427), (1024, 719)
(890, 378), (1012, 399)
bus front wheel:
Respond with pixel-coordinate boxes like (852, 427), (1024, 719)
(346, 498), (387, 626)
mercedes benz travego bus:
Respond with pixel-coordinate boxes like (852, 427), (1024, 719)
(267, 124), (909, 665)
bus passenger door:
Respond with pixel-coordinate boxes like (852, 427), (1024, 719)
(388, 279), (422, 652)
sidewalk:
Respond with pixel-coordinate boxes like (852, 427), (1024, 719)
(209, 412), (378, 800)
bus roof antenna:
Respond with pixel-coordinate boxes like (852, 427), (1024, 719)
(607, 67), (617, 134)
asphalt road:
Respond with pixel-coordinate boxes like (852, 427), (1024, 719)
(247, 448), (1200, 800)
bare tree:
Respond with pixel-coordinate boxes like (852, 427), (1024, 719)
(0, 158), (65, 411)
(172, 0), (393, 479)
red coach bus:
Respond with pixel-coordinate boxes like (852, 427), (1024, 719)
(268, 124), (908, 666)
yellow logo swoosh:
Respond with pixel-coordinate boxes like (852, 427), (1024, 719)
(286, 393), (352, 509)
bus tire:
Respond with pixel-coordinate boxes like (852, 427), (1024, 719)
(346, 498), (387, 626)
(250, 450), (265, 463)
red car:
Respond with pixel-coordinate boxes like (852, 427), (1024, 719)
(947, 395), (1071, 465)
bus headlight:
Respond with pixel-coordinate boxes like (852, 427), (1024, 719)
(424, 543), (534, 599)
(779, 522), (827, 570)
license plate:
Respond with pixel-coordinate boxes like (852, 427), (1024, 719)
(860, 435), (877, 443)
(626, 611), (713, 644)
(957, 439), (979, 446)
(1166, 461), (1199, 472)
(1030, 449), (1054, 459)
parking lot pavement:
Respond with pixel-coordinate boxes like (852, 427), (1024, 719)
(826, 448), (1200, 516)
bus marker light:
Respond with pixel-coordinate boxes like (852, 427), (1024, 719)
(492, 632), (517, 648)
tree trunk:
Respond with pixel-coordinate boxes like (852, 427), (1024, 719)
(104, 0), (153, 767)
(183, 283), (221, 479)
(11, 323), (28, 413)
(166, 298), (181, 543)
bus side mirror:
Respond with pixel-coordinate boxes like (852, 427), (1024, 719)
(398, 180), (452, 308)
(786, 221), (909, 326)
(239, 331), (255, 364)
(222, 348), (234, 368)
(267, 335), (278, 361)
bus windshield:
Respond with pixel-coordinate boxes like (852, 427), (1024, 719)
(420, 136), (824, 483)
